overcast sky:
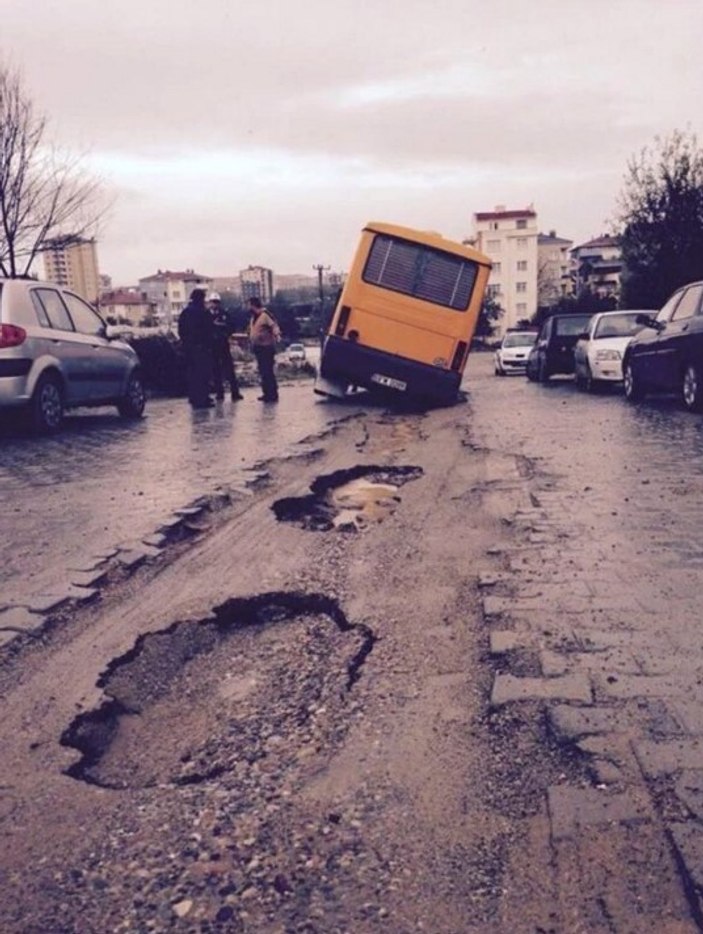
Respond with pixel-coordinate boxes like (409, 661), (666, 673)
(4, 0), (703, 284)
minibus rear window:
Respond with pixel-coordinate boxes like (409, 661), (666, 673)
(362, 234), (478, 311)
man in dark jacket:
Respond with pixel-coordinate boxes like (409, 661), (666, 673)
(178, 288), (214, 408)
(207, 292), (243, 401)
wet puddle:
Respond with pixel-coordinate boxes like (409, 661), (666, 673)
(272, 464), (423, 532)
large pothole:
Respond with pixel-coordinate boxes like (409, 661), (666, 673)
(61, 592), (375, 790)
(272, 464), (423, 531)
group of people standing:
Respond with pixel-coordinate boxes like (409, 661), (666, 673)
(177, 289), (281, 409)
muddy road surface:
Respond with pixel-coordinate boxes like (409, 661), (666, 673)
(1, 355), (703, 932)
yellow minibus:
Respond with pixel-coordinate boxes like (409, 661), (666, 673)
(315, 221), (492, 405)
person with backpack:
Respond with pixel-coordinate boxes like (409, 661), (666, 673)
(248, 296), (281, 402)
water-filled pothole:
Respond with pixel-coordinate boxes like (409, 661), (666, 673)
(60, 592), (375, 790)
(272, 464), (423, 531)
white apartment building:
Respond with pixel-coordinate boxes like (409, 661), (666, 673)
(471, 205), (539, 333)
(138, 269), (212, 326)
(537, 231), (574, 307)
(42, 237), (100, 305)
(99, 290), (157, 327)
(571, 236), (622, 300)
(240, 265), (274, 304)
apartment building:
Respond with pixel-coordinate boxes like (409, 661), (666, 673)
(240, 265), (274, 304)
(471, 205), (539, 333)
(42, 237), (100, 305)
(537, 231), (574, 307)
(138, 269), (212, 326)
(99, 290), (157, 327)
(571, 236), (622, 300)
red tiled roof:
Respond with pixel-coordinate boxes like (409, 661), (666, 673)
(101, 290), (152, 305)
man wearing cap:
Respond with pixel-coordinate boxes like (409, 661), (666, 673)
(207, 292), (243, 401)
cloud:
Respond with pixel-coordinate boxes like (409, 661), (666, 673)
(3, 0), (703, 281)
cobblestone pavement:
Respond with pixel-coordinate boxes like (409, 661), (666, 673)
(465, 351), (703, 920)
(0, 377), (360, 613)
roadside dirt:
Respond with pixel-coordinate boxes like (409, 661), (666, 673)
(0, 399), (696, 932)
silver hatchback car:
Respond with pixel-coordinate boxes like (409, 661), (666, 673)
(0, 277), (146, 433)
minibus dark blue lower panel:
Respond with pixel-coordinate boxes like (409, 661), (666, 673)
(320, 335), (462, 405)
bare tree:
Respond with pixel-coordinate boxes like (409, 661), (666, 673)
(0, 62), (104, 278)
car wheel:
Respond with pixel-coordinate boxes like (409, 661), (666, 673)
(117, 371), (146, 419)
(31, 372), (64, 434)
(623, 360), (645, 402)
(681, 363), (703, 412)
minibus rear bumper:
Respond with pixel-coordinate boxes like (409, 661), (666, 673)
(320, 335), (461, 404)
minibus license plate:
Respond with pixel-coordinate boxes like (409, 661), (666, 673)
(371, 373), (407, 391)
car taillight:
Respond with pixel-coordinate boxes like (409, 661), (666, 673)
(0, 324), (27, 348)
(335, 305), (351, 337)
(451, 341), (468, 371)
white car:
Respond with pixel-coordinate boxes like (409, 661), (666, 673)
(574, 310), (653, 392)
(494, 330), (538, 376)
(286, 343), (306, 363)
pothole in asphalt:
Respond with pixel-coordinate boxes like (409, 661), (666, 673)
(272, 464), (423, 531)
(60, 591), (375, 790)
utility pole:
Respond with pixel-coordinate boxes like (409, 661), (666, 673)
(312, 263), (330, 307)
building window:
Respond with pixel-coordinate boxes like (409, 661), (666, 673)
(516, 303), (527, 314)
(491, 221), (499, 230)
(516, 237), (527, 249)
(487, 284), (501, 298)
(516, 219), (527, 229)
(492, 262), (501, 275)
(487, 240), (501, 252)
(517, 260), (527, 271)
(516, 282), (527, 293)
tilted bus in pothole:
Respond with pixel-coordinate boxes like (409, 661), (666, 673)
(315, 222), (492, 406)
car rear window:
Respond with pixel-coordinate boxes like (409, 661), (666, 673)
(554, 316), (591, 336)
(363, 234), (479, 311)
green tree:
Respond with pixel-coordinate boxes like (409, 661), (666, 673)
(617, 130), (703, 308)
(474, 293), (503, 339)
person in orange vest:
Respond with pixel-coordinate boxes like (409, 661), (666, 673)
(248, 297), (281, 402)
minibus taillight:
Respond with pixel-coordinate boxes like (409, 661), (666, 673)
(451, 341), (467, 371)
(335, 305), (351, 337)
(0, 324), (27, 348)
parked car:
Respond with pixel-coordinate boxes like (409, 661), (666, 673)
(0, 277), (146, 433)
(494, 330), (538, 376)
(525, 313), (594, 382)
(286, 342), (307, 363)
(623, 281), (703, 411)
(574, 310), (652, 392)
